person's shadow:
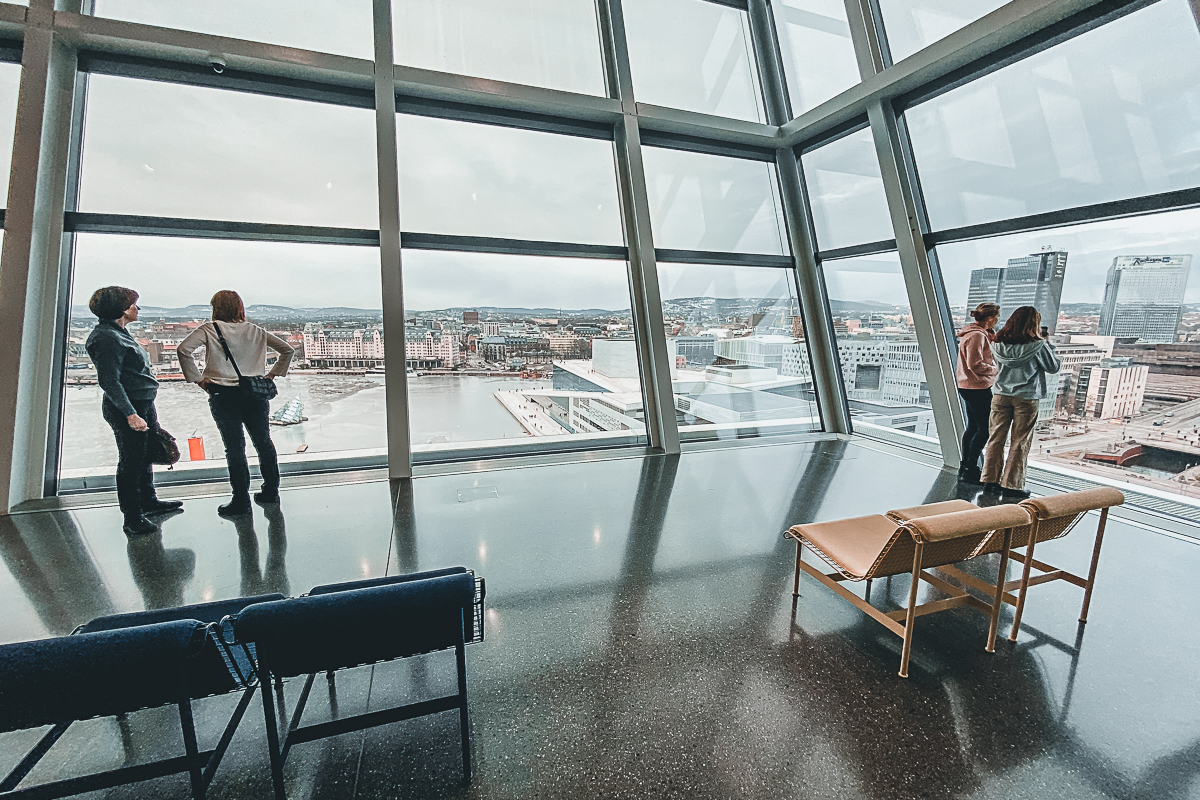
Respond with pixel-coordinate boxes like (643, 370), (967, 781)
(126, 523), (196, 611)
(232, 505), (290, 598)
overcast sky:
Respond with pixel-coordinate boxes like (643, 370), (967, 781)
(19, 1), (1200, 319)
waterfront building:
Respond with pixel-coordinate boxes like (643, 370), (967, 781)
(405, 326), (460, 369)
(966, 250), (1068, 333)
(714, 335), (809, 378)
(1098, 255), (1192, 344)
(672, 335), (717, 368)
(303, 326), (386, 369)
(1073, 357), (1150, 419)
(881, 338), (928, 406)
(836, 337), (888, 398)
(1053, 342), (1109, 412)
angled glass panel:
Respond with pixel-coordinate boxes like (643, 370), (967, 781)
(878, 0), (1008, 63)
(642, 147), (787, 255)
(401, 250), (646, 454)
(623, 0), (765, 123)
(392, 0), (606, 96)
(61, 234), (385, 481)
(0, 62), (20, 200)
(822, 252), (939, 448)
(935, 208), (1200, 499)
(398, 115), (623, 245)
(658, 263), (821, 441)
(801, 128), (892, 251)
(77, 76), (379, 228)
(773, 0), (861, 116)
(90, 0), (373, 59)
(906, 0), (1200, 231)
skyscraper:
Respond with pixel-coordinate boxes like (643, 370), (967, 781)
(966, 249), (1068, 333)
(1098, 255), (1192, 343)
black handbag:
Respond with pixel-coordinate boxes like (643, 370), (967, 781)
(213, 321), (279, 400)
(148, 426), (181, 466)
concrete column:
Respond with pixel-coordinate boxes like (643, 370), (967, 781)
(598, 0), (680, 455)
(0, 4), (80, 512)
(372, 0), (413, 478)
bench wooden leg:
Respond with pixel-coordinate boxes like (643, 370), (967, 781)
(1080, 508), (1109, 623)
(899, 541), (924, 678)
(986, 528), (1013, 653)
(1009, 519), (1041, 641)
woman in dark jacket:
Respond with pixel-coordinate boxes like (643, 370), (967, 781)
(85, 286), (183, 535)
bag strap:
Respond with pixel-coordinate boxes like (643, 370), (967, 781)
(212, 321), (245, 379)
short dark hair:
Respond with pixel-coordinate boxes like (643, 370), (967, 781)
(210, 290), (246, 323)
(995, 306), (1042, 345)
(89, 286), (139, 321)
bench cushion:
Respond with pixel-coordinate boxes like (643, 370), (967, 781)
(0, 620), (205, 732)
(235, 573), (475, 678)
(888, 499), (978, 522)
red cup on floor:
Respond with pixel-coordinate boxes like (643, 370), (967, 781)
(188, 437), (205, 461)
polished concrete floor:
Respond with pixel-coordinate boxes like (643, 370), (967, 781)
(1, 438), (1197, 799)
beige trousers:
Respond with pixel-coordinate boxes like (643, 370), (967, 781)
(981, 394), (1039, 489)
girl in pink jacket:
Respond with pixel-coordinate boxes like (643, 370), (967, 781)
(956, 303), (1000, 484)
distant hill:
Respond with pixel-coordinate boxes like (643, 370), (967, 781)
(829, 299), (907, 314)
(408, 306), (630, 318)
(71, 304), (384, 322)
(1059, 303), (1102, 315)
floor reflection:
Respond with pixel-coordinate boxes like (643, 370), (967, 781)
(126, 528), (196, 611)
(0, 441), (1196, 799)
(231, 505), (290, 599)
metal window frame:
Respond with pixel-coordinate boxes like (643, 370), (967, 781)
(0, 0), (1195, 508)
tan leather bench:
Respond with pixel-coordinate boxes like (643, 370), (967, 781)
(889, 487), (1125, 641)
(788, 504), (1032, 677)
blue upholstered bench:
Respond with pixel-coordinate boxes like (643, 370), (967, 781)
(0, 594), (281, 800)
(226, 567), (485, 799)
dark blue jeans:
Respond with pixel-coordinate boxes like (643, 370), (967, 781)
(208, 385), (279, 500)
(102, 396), (160, 517)
(958, 387), (993, 472)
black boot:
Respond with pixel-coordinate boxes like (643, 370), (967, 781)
(957, 466), (983, 485)
(218, 496), (253, 517)
(143, 498), (184, 516)
(123, 514), (157, 536)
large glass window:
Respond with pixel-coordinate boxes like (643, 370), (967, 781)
(905, 0), (1200, 230)
(398, 116), (623, 245)
(77, 76), (379, 228)
(801, 128), (892, 251)
(878, 0), (1009, 63)
(659, 263), (820, 441)
(937, 209), (1200, 498)
(391, 0), (606, 96)
(642, 147), (787, 255)
(401, 250), (646, 454)
(0, 62), (19, 200)
(60, 235), (384, 482)
(623, 0), (765, 123)
(822, 253), (939, 446)
(90, 1), (373, 60)
(772, 0), (862, 116)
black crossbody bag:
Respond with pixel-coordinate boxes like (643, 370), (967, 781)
(213, 321), (279, 400)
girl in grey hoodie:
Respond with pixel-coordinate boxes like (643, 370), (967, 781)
(981, 306), (1061, 498)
